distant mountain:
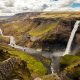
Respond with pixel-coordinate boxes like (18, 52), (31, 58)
(0, 16), (12, 20)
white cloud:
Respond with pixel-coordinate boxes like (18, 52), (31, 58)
(75, 0), (80, 3)
(0, 0), (80, 16)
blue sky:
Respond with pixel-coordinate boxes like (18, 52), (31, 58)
(71, 3), (80, 8)
(0, 0), (80, 16)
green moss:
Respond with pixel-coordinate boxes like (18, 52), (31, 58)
(72, 68), (80, 78)
(60, 55), (80, 70)
(75, 50), (80, 56)
(29, 22), (58, 37)
(64, 61), (80, 80)
(60, 55), (80, 80)
(0, 44), (47, 77)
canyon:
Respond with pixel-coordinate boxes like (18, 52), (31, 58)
(0, 12), (80, 80)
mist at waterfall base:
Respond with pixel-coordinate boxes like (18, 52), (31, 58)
(0, 20), (80, 74)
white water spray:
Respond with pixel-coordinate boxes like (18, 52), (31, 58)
(0, 28), (3, 36)
(9, 36), (16, 46)
(63, 21), (80, 56)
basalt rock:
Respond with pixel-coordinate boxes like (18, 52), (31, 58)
(0, 57), (19, 80)
(0, 57), (31, 80)
(60, 61), (80, 80)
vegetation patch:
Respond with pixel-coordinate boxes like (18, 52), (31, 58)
(29, 22), (59, 37)
(0, 44), (47, 78)
(60, 55), (80, 70)
(0, 35), (9, 43)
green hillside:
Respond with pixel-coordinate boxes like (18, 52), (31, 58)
(0, 43), (47, 79)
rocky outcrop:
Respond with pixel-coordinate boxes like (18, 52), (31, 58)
(0, 57), (19, 80)
(60, 61), (80, 80)
(0, 56), (31, 80)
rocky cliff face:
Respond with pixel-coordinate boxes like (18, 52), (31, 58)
(0, 12), (80, 52)
(60, 56), (80, 80)
(0, 56), (31, 80)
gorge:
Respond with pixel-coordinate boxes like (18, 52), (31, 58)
(0, 20), (80, 75)
(0, 12), (80, 80)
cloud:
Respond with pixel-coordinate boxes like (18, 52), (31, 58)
(0, 0), (80, 16)
(4, 0), (14, 7)
(75, 0), (80, 3)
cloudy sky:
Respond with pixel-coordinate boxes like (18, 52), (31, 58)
(0, 0), (80, 16)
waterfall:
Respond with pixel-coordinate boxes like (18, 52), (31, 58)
(9, 36), (16, 46)
(63, 21), (80, 56)
(0, 28), (3, 36)
(50, 57), (60, 74)
(0, 28), (16, 46)
(51, 57), (54, 74)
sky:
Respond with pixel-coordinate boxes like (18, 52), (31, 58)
(0, 0), (80, 16)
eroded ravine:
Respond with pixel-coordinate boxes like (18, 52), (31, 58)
(0, 20), (79, 75)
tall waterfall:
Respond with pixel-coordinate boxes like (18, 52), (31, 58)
(63, 21), (80, 56)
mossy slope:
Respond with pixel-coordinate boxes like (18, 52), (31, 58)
(60, 55), (80, 80)
(0, 43), (47, 79)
